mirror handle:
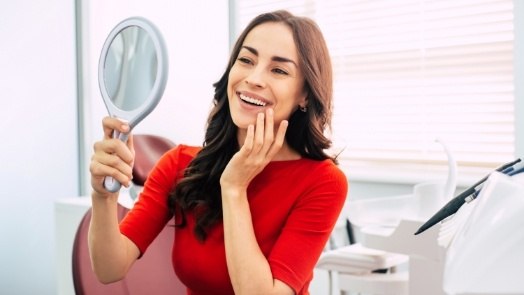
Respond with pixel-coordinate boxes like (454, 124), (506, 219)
(103, 130), (130, 193)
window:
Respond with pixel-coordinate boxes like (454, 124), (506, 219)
(232, 0), (516, 184)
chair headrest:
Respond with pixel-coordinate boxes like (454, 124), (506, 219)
(132, 134), (176, 186)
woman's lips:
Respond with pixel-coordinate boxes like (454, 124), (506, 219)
(236, 91), (271, 107)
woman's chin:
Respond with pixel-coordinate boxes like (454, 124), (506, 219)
(233, 122), (252, 130)
(231, 115), (256, 130)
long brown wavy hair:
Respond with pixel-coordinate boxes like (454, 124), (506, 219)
(168, 10), (334, 241)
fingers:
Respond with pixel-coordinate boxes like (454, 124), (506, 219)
(93, 139), (134, 166)
(92, 139), (133, 181)
(99, 116), (134, 164)
(102, 116), (130, 139)
(220, 109), (288, 190)
(266, 119), (288, 159)
(91, 117), (135, 193)
(90, 152), (133, 188)
(127, 133), (135, 163)
(240, 108), (287, 161)
(263, 108), (275, 152)
(252, 112), (265, 154)
(242, 124), (255, 154)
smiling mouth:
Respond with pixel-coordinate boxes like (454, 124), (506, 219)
(239, 93), (267, 107)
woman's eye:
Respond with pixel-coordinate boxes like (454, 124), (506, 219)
(237, 57), (252, 64)
(273, 68), (289, 75)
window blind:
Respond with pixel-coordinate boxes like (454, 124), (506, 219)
(233, 0), (515, 183)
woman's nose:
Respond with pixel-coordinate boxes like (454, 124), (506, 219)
(244, 67), (266, 88)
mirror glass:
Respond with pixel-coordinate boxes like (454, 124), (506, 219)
(103, 25), (157, 111)
(98, 16), (168, 130)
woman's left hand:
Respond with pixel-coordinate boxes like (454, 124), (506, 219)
(220, 108), (288, 192)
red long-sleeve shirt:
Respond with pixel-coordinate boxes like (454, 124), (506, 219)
(120, 144), (348, 294)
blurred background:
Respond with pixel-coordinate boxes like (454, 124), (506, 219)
(1, 0), (522, 294)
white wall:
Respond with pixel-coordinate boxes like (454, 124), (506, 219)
(0, 0), (229, 293)
(0, 1), (78, 294)
(79, 0), (230, 194)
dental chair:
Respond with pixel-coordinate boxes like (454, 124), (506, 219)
(317, 201), (410, 295)
(129, 134), (176, 200)
(72, 134), (181, 294)
(317, 139), (457, 295)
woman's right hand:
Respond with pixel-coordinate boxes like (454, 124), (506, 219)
(88, 117), (140, 283)
(90, 116), (135, 198)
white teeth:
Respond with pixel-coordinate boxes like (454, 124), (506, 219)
(239, 94), (267, 106)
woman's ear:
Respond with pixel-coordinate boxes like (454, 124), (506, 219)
(299, 87), (309, 109)
(298, 91), (309, 113)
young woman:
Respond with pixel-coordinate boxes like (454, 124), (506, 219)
(89, 10), (348, 295)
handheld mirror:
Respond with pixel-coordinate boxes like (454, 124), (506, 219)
(99, 16), (168, 192)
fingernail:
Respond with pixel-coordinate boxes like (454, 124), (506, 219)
(122, 125), (129, 132)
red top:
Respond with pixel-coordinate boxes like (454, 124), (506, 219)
(120, 145), (348, 295)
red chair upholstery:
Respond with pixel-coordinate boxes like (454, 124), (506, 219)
(132, 134), (176, 186)
(72, 204), (186, 295)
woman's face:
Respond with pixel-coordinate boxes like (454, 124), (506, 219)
(227, 22), (307, 130)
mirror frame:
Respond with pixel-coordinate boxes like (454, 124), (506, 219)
(98, 16), (168, 129)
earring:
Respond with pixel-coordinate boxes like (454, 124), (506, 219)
(299, 105), (308, 112)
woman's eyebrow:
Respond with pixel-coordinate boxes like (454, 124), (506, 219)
(241, 45), (298, 68)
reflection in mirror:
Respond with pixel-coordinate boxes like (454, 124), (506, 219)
(103, 25), (158, 111)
